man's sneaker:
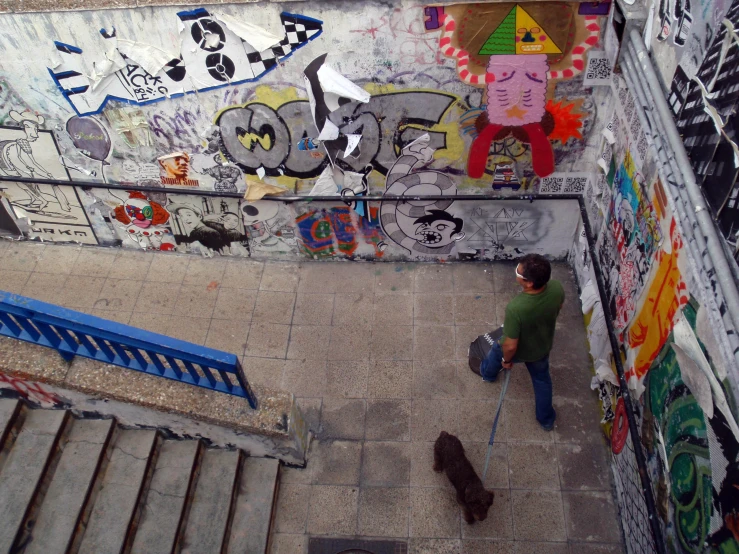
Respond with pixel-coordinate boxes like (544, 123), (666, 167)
(540, 421), (555, 431)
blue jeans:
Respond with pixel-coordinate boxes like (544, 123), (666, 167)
(480, 342), (556, 428)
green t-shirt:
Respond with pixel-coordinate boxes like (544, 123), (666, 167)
(502, 280), (565, 362)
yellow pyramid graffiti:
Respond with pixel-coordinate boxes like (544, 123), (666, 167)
(515, 5), (562, 54)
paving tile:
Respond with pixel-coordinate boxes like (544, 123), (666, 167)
(0, 270), (31, 294)
(374, 293), (413, 325)
(549, 318), (591, 367)
(410, 487), (460, 538)
(319, 398), (365, 440)
(414, 294), (455, 325)
(375, 265), (414, 293)
(94, 278), (143, 311)
(459, 442), (510, 489)
(513, 542), (569, 554)
(458, 400), (505, 443)
(240, 357), (285, 389)
(409, 539), (462, 553)
(166, 316), (211, 345)
(273, 483), (311, 533)
(567, 543), (624, 554)
(252, 290), (296, 324)
(461, 488), (513, 539)
(553, 397), (605, 444)
(70, 248), (117, 277)
(134, 282), (181, 315)
(21, 272), (65, 303)
(368, 360), (413, 398)
(297, 263), (339, 293)
(287, 325), (331, 360)
(413, 359), (459, 398)
(131, 313), (171, 334)
(511, 490), (566, 542)
(332, 293), (374, 326)
(245, 322), (290, 358)
(562, 491), (622, 543)
(453, 264), (495, 293)
(295, 397), (322, 435)
(213, 287), (257, 321)
(361, 441), (410, 487)
(222, 259), (263, 289)
(411, 398), (459, 442)
(330, 263), (376, 293)
(410, 441), (453, 489)
(371, 325), (413, 361)
(92, 309), (132, 325)
(58, 275), (106, 309)
(146, 253), (189, 283)
(311, 440), (362, 485)
(491, 263), (519, 295)
(270, 533), (308, 554)
(108, 249), (152, 280)
(550, 363), (596, 402)
(280, 461), (315, 485)
(463, 540), (515, 554)
(366, 399), (410, 441)
(504, 399), (555, 443)
(172, 284), (219, 318)
(358, 487), (411, 537)
(282, 359), (328, 397)
(557, 443), (612, 490)
(36, 245), (80, 274)
(306, 485), (359, 535)
(260, 262), (299, 292)
(508, 443), (559, 489)
(182, 256), (226, 286)
(454, 294), (499, 326)
(326, 360), (369, 398)
(204, 318), (250, 355)
(502, 365), (536, 401)
(293, 293), (334, 325)
(329, 325), (372, 360)
(415, 265), (454, 293)
(414, 326), (455, 360)
(3, 243), (44, 272)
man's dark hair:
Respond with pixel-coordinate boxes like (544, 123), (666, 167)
(414, 210), (463, 234)
(518, 254), (551, 289)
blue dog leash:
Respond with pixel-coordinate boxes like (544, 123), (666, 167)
(482, 368), (511, 482)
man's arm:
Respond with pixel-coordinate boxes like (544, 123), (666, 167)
(502, 337), (518, 368)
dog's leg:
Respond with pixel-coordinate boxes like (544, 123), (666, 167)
(433, 442), (443, 472)
(455, 491), (476, 524)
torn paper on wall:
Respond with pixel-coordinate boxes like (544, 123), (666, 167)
(116, 39), (177, 78)
(244, 179), (287, 202)
(308, 166), (341, 196)
(214, 13), (283, 51)
(692, 78), (739, 167)
(344, 134), (362, 158)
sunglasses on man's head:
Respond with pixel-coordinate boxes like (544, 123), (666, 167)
(515, 266), (526, 280)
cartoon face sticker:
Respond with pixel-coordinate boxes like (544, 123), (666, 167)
(413, 210), (465, 247)
(486, 54), (549, 125)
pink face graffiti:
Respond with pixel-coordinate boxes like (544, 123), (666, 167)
(485, 54), (549, 126)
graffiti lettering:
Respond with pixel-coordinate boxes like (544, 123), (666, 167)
(296, 206), (385, 258)
(215, 91), (458, 178)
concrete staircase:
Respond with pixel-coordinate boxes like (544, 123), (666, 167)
(0, 398), (280, 554)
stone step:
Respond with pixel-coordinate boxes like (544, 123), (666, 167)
(0, 398), (21, 451)
(227, 457), (280, 554)
(130, 439), (201, 554)
(77, 429), (158, 554)
(0, 409), (68, 553)
(24, 418), (115, 554)
(180, 449), (241, 554)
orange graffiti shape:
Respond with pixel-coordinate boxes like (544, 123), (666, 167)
(546, 99), (584, 143)
(626, 219), (689, 381)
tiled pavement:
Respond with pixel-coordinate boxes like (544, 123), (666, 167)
(0, 240), (624, 554)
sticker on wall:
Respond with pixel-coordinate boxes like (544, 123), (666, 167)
(158, 152), (199, 187)
(168, 195), (249, 256)
(241, 199), (298, 254)
(379, 134), (464, 257)
(428, 2), (600, 179)
(0, 112), (70, 181)
(583, 50), (613, 86)
(108, 190), (176, 251)
(492, 163), (522, 190)
(538, 172), (591, 193)
(48, 11), (324, 116)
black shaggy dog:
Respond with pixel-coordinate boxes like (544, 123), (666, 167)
(433, 431), (495, 524)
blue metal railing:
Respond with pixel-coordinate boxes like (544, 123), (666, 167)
(0, 291), (258, 409)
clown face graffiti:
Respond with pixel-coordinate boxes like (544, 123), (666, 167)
(110, 191), (174, 251)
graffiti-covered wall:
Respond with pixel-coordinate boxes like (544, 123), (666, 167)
(0, 0), (612, 261)
(570, 67), (739, 553)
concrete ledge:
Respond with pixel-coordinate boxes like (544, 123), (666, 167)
(0, 336), (310, 464)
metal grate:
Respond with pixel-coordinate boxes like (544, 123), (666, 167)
(307, 538), (408, 554)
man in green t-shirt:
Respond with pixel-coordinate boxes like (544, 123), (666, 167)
(478, 254), (564, 430)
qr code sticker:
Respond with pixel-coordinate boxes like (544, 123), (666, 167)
(565, 176), (589, 193)
(584, 51), (612, 86)
(623, 93), (636, 122)
(539, 176), (564, 193)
